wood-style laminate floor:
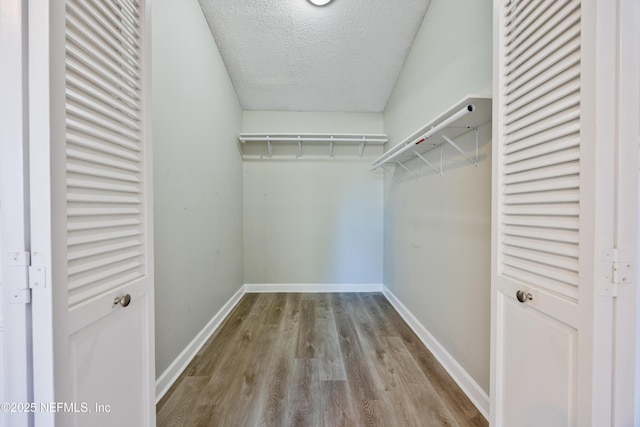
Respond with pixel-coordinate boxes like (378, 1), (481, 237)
(157, 293), (487, 427)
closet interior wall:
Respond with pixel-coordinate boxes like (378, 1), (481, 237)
(152, 0), (244, 377)
(242, 111), (384, 286)
(0, 209), (3, 405)
(382, 0), (493, 393)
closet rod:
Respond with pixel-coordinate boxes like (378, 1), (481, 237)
(370, 104), (474, 170)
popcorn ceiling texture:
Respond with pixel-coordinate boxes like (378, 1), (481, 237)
(197, 0), (431, 112)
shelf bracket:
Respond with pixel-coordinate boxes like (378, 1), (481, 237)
(441, 133), (479, 167)
(396, 161), (418, 180)
(297, 136), (302, 158)
(359, 137), (365, 158)
(266, 136), (272, 157)
(413, 150), (441, 175)
(330, 136), (334, 158)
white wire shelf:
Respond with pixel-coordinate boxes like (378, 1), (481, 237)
(370, 95), (492, 175)
(238, 133), (388, 158)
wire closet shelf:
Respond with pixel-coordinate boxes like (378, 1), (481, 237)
(370, 95), (492, 178)
(238, 133), (388, 159)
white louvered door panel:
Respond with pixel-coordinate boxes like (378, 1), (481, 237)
(502, 0), (581, 302)
(29, 0), (155, 426)
(491, 1), (582, 426)
(65, 0), (145, 308)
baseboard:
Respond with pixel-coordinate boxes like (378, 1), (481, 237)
(244, 283), (383, 293)
(155, 285), (245, 403)
(381, 285), (490, 420)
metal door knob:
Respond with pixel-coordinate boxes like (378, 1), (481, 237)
(516, 290), (533, 303)
(114, 294), (132, 307)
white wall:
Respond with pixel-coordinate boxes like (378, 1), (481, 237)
(0, 206), (3, 409)
(152, 0), (244, 377)
(382, 0), (493, 393)
(243, 112), (384, 285)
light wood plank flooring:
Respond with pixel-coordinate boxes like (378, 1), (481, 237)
(157, 293), (487, 426)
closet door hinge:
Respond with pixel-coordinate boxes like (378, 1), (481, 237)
(28, 265), (47, 290)
(6, 251), (31, 304)
(599, 249), (634, 298)
(4, 251), (47, 304)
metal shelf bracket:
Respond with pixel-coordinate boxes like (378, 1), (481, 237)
(397, 161), (419, 180)
(413, 150), (441, 176)
(440, 132), (479, 167)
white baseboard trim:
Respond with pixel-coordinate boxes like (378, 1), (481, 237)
(381, 285), (489, 420)
(244, 283), (383, 293)
(155, 286), (245, 403)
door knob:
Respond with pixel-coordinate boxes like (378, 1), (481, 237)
(114, 294), (132, 307)
(516, 290), (532, 303)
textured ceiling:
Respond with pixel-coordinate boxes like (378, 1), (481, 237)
(198, 0), (431, 112)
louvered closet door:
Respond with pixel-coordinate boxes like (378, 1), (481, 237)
(30, 0), (155, 425)
(491, 1), (582, 426)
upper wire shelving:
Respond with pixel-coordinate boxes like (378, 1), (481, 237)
(370, 95), (492, 177)
(238, 133), (388, 159)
